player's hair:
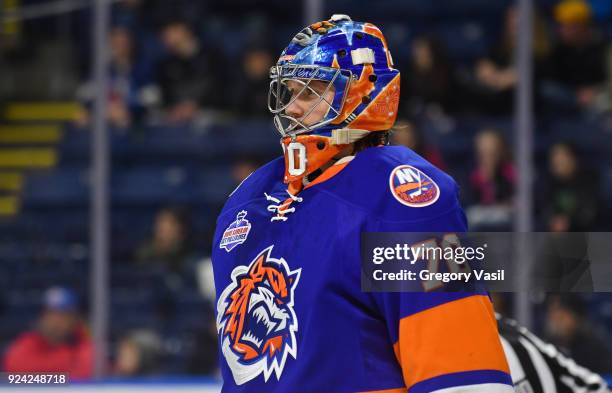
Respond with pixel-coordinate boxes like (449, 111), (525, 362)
(352, 131), (390, 153)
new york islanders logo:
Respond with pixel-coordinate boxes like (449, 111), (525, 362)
(220, 211), (251, 252)
(216, 246), (301, 385)
(390, 165), (440, 207)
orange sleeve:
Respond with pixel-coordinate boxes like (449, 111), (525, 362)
(393, 295), (511, 390)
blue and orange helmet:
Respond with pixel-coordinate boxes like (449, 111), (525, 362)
(268, 14), (400, 138)
(268, 15), (400, 190)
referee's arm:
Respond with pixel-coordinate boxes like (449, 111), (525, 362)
(497, 315), (610, 393)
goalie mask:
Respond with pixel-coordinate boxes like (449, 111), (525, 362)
(268, 15), (401, 192)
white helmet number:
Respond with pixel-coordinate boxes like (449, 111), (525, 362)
(287, 142), (307, 176)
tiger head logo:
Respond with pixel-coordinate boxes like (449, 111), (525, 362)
(216, 246), (301, 385)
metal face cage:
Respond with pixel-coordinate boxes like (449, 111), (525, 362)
(268, 64), (352, 137)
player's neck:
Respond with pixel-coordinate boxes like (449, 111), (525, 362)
(318, 145), (353, 173)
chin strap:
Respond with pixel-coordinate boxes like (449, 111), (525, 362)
(281, 134), (344, 185)
(271, 128), (371, 223)
(281, 128), (370, 186)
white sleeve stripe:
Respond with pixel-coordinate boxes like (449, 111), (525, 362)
(428, 383), (516, 393)
(500, 335), (527, 383)
(519, 336), (558, 393)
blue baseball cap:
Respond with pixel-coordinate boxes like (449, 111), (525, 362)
(43, 287), (78, 312)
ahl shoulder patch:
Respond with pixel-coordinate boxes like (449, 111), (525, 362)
(220, 211), (252, 252)
(389, 165), (440, 207)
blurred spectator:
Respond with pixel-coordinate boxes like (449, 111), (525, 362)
(106, 26), (155, 127)
(107, 26), (140, 128)
(156, 20), (225, 124)
(472, 5), (551, 114)
(465, 129), (516, 230)
(542, 0), (608, 112)
(540, 142), (600, 232)
(468, 129), (515, 205)
(390, 120), (446, 170)
(2, 287), (93, 379)
(114, 330), (163, 376)
(401, 36), (459, 116)
(135, 206), (194, 272)
(545, 294), (612, 373)
(76, 26), (156, 129)
(231, 45), (275, 117)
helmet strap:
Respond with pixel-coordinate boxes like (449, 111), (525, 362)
(330, 128), (370, 145)
(281, 134), (348, 188)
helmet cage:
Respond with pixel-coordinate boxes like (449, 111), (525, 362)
(268, 64), (352, 137)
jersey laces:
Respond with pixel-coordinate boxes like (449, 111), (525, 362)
(264, 190), (303, 222)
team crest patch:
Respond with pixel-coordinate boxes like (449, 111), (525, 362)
(216, 246), (301, 385)
(389, 165), (440, 207)
(220, 211), (251, 252)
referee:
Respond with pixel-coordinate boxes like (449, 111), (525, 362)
(497, 314), (610, 393)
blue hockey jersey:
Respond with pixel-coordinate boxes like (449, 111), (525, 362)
(212, 145), (513, 393)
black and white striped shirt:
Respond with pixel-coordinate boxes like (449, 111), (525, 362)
(497, 315), (610, 393)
